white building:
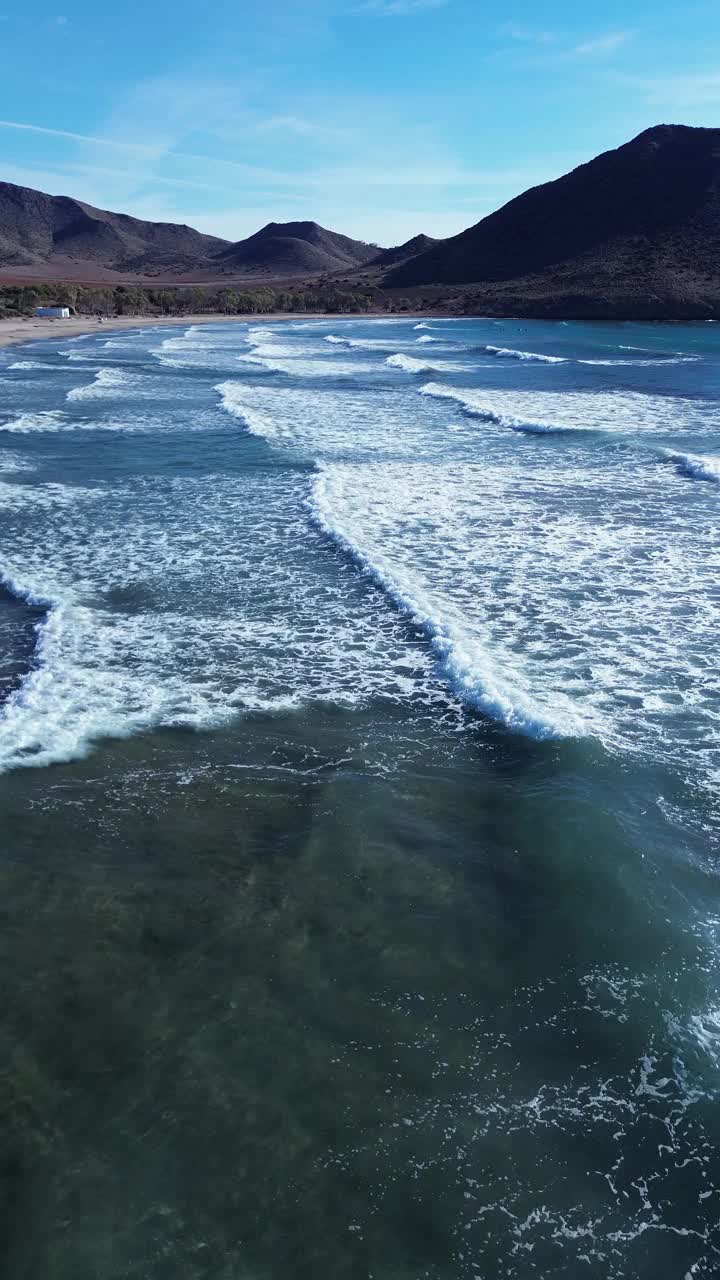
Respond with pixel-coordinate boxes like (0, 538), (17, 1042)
(34, 306), (71, 318)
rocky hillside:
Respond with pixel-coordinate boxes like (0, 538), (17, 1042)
(385, 125), (720, 315)
(214, 221), (379, 276)
(0, 181), (227, 277)
(0, 188), (379, 283)
(370, 234), (438, 270)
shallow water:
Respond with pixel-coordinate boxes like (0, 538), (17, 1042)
(0, 317), (719, 1277)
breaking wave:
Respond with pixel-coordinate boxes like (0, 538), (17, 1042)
(484, 345), (567, 364)
(9, 360), (57, 371)
(309, 465), (578, 740)
(662, 449), (720, 484)
(386, 353), (463, 375)
(67, 368), (142, 401)
(1, 410), (69, 434)
(419, 383), (572, 434)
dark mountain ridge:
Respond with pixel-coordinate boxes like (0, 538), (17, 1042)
(215, 220), (379, 275)
(385, 125), (720, 314)
(0, 185), (381, 282)
(2, 126), (720, 317)
(0, 181), (227, 276)
(370, 234), (438, 269)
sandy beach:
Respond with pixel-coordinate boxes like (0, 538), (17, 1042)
(0, 312), (419, 349)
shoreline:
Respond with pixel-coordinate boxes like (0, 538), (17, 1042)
(0, 311), (432, 350)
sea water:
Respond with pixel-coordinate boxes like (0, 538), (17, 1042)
(0, 316), (719, 1278)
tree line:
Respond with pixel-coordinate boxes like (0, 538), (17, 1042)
(0, 281), (423, 318)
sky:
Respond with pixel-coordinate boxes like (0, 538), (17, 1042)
(0, 0), (718, 247)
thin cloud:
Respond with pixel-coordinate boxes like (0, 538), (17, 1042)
(0, 116), (554, 193)
(254, 114), (346, 140)
(0, 117), (303, 184)
(0, 118), (162, 155)
(572, 32), (630, 56)
(355, 0), (448, 15)
(499, 23), (558, 44)
(492, 27), (631, 65)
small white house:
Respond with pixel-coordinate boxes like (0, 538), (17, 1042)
(34, 306), (71, 319)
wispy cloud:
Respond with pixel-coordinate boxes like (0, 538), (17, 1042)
(355, 0), (448, 15)
(492, 26), (632, 64)
(254, 114), (346, 141)
(572, 31), (630, 57)
(0, 118), (162, 155)
(0, 117), (304, 185)
(1, 158), (225, 194)
(499, 23), (558, 45)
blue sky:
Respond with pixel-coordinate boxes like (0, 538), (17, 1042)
(0, 0), (718, 246)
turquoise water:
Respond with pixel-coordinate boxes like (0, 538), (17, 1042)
(0, 317), (719, 1277)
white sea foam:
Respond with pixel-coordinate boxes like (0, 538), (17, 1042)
(67, 368), (144, 401)
(0, 452), (35, 473)
(151, 324), (251, 372)
(416, 335), (439, 344)
(1, 410), (69, 434)
(386, 353), (465, 375)
(9, 360), (57, 370)
(420, 382), (718, 437)
(662, 449), (720, 484)
(307, 455), (720, 760)
(310, 464), (577, 739)
(249, 355), (372, 378)
(0, 470), (446, 772)
(324, 334), (412, 352)
(418, 383), (574, 434)
(579, 357), (700, 366)
(3, 318), (718, 787)
(214, 381), (440, 457)
(484, 344), (568, 364)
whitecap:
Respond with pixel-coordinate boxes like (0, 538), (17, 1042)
(661, 449), (720, 484)
(386, 353), (465, 376)
(9, 360), (57, 371)
(484, 344), (567, 364)
(67, 368), (147, 401)
(1, 410), (69, 434)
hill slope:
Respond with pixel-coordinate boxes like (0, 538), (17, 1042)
(386, 125), (720, 313)
(215, 221), (379, 276)
(370, 234), (438, 270)
(0, 181), (228, 277)
(0, 189), (380, 283)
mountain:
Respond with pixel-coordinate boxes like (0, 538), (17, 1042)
(0, 187), (380, 283)
(0, 181), (228, 277)
(370, 234), (439, 270)
(385, 126), (720, 315)
(214, 221), (379, 276)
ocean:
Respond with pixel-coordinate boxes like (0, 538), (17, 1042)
(0, 315), (718, 1278)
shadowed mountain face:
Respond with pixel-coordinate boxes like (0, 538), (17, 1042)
(0, 190), (379, 282)
(214, 221), (380, 276)
(385, 125), (720, 302)
(370, 234), (438, 270)
(2, 126), (720, 317)
(0, 182), (228, 276)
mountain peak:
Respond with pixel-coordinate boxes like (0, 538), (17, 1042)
(385, 123), (720, 297)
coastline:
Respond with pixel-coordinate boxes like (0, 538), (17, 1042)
(0, 311), (429, 350)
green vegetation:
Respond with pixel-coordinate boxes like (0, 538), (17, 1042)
(0, 281), (419, 319)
